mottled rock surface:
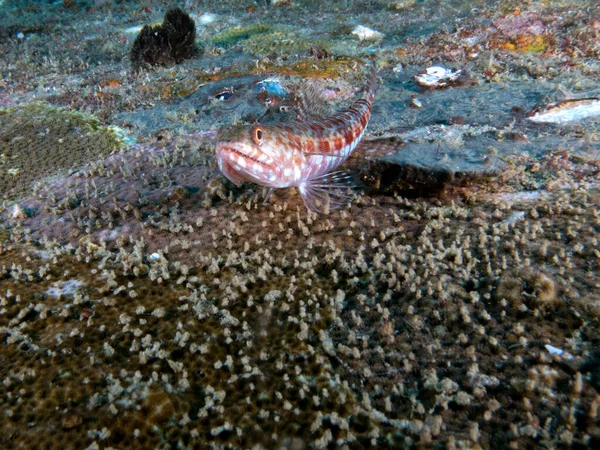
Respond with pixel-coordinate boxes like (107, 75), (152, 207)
(1, 0), (600, 449)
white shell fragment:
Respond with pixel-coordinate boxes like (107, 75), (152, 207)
(544, 344), (564, 356)
(408, 95), (423, 108)
(414, 66), (463, 88)
(352, 25), (384, 41)
(527, 98), (600, 124)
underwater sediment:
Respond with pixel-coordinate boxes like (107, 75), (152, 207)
(1, 0), (600, 449)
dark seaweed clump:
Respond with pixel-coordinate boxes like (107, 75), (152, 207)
(130, 7), (197, 69)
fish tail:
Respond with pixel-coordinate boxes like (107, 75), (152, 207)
(365, 59), (379, 99)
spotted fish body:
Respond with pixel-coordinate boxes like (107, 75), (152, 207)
(215, 63), (377, 212)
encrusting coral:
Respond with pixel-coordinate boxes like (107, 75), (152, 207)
(0, 104), (123, 201)
(1, 131), (600, 448)
(1, 0), (600, 448)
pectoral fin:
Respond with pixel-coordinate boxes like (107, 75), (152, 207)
(294, 83), (333, 122)
(297, 171), (357, 214)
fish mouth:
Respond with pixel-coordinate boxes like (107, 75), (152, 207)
(216, 142), (275, 170)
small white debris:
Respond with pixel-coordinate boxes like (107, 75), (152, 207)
(414, 66), (463, 88)
(264, 290), (283, 302)
(502, 211), (525, 225)
(107, 125), (137, 146)
(46, 280), (83, 297)
(10, 203), (26, 220)
(196, 13), (216, 25)
(149, 253), (160, 261)
(16, 32), (25, 40)
(352, 25), (384, 42)
(527, 98), (600, 124)
(545, 344), (564, 356)
(124, 25), (144, 35)
(389, 1), (416, 11)
(98, 427), (111, 440)
(211, 421), (233, 436)
(392, 63), (404, 74)
(409, 96), (423, 108)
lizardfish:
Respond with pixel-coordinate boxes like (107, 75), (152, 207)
(215, 62), (377, 213)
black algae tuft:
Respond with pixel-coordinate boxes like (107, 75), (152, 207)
(162, 7), (197, 63)
(130, 7), (198, 70)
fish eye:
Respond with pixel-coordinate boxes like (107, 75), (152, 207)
(215, 88), (235, 101)
(254, 128), (263, 143)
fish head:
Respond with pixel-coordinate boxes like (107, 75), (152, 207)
(216, 124), (291, 187)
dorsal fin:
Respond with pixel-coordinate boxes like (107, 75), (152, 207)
(294, 82), (333, 121)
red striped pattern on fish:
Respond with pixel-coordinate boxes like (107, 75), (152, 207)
(215, 62), (378, 213)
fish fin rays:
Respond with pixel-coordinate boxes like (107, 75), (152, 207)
(263, 188), (276, 204)
(298, 171), (358, 214)
(304, 152), (346, 157)
(294, 82), (333, 122)
(365, 59), (379, 97)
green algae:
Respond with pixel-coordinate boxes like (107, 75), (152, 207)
(168, 57), (365, 99)
(239, 28), (369, 59)
(0, 104), (128, 202)
(210, 23), (273, 47)
(210, 24), (362, 59)
(241, 30), (331, 58)
(270, 57), (364, 78)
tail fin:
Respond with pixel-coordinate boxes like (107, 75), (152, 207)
(366, 60), (378, 93)
(365, 60), (378, 102)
